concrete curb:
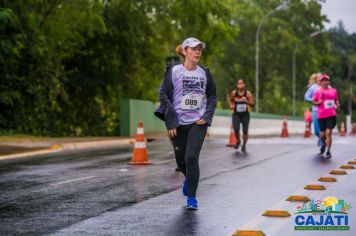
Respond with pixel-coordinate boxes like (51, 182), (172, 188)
(60, 139), (135, 151)
(0, 138), (135, 162)
(0, 146), (62, 161)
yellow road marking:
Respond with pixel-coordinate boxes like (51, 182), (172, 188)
(318, 177), (337, 182)
(262, 210), (290, 217)
(329, 170), (347, 175)
(232, 230), (266, 236)
(304, 185), (326, 190)
(286, 196), (310, 202)
(340, 165), (355, 169)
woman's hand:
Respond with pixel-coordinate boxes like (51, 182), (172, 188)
(168, 128), (177, 138)
(196, 119), (207, 125)
(314, 100), (323, 105)
(230, 105), (234, 113)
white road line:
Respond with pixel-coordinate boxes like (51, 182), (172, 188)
(50, 176), (97, 186)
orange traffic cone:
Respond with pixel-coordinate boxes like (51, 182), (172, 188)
(281, 115), (289, 138)
(339, 122), (346, 137)
(349, 123), (355, 136)
(226, 124), (237, 147)
(304, 122), (312, 138)
(129, 121), (151, 165)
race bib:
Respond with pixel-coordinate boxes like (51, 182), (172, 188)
(236, 104), (247, 112)
(324, 100), (335, 109)
(181, 94), (202, 110)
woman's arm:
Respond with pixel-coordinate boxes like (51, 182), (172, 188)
(246, 91), (255, 107)
(200, 68), (217, 125)
(312, 90), (322, 105)
(335, 90), (340, 109)
(159, 66), (179, 131)
(304, 85), (315, 102)
(229, 91), (235, 110)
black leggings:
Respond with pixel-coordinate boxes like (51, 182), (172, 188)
(171, 123), (207, 198)
(232, 112), (250, 135)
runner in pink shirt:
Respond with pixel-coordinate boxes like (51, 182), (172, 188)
(313, 74), (340, 158)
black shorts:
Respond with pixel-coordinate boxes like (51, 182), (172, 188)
(232, 112), (250, 135)
(318, 116), (336, 132)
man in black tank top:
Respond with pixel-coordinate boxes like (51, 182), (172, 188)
(229, 79), (254, 152)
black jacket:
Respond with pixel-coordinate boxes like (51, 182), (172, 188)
(154, 64), (217, 129)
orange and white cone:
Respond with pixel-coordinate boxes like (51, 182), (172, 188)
(349, 123), (355, 136)
(226, 124), (237, 147)
(129, 121), (151, 165)
(339, 122), (346, 137)
(281, 115), (289, 138)
(304, 122), (312, 138)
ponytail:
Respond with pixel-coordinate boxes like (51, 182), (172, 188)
(176, 44), (185, 58)
(307, 73), (318, 88)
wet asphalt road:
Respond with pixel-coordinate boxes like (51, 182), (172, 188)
(0, 136), (355, 236)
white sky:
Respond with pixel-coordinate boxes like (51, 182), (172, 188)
(321, 0), (356, 33)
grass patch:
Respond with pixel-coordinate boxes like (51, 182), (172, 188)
(0, 135), (51, 142)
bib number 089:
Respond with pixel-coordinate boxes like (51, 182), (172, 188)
(185, 99), (198, 106)
(181, 94), (202, 110)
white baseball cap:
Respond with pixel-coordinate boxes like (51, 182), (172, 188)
(320, 74), (330, 81)
(182, 38), (206, 49)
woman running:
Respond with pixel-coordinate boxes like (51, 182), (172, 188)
(304, 73), (322, 146)
(229, 79), (254, 152)
(155, 37), (217, 210)
(313, 74), (340, 158)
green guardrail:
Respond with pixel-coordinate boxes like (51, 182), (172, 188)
(120, 99), (303, 136)
(120, 99), (166, 136)
(214, 108), (303, 121)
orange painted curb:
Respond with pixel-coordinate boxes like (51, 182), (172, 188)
(50, 145), (62, 150)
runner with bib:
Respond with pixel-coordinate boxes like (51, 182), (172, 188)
(229, 79), (254, 152)
(312, 74), (340, 158)
(154, 37), (217, 210)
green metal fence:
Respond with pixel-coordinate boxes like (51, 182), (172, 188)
(120, 99), (303, 136)
(120, 99), (166, 136)
(214, 109), (303, 121)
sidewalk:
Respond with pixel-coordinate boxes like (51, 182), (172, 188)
(0, 136), (137, 162)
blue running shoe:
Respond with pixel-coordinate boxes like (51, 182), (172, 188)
(320, 144), (326, 155)
(186, 197), (198, 210)
(182, 178), (188, 196)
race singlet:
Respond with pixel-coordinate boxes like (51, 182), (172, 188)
(236, 103), (247, 112)
(324, 100), (335, 109)
(181, 94), (203, 110)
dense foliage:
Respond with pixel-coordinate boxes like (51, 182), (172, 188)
(1, 0), (355, 136)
